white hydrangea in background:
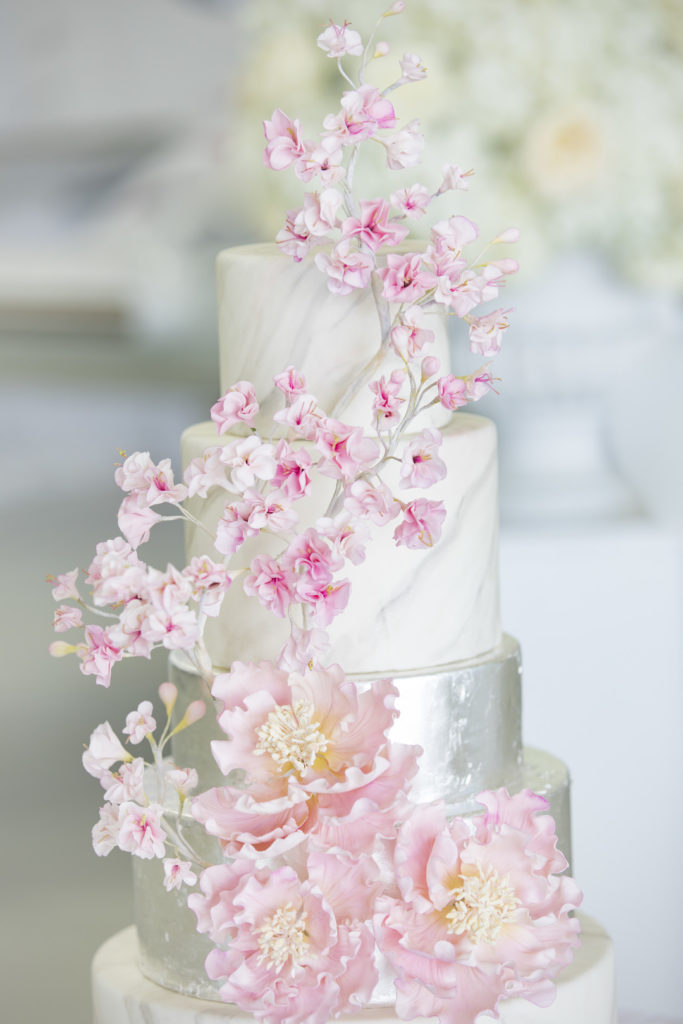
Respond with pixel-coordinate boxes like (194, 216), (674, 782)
(228, 0), (683, 291)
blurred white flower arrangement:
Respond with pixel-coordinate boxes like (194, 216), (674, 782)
(230, 0), (683, 292)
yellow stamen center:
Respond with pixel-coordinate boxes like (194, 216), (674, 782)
(446, 865), (520, 945)
(255, 700), (327, 774)
(255, 903), (309, 973)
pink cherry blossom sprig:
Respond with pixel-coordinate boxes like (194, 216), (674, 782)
(263, 5), (519, 421)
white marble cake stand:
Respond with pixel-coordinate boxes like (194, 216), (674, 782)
(92, 914), (616, 1024)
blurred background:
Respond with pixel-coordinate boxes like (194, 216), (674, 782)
(2, 0), (682, 1022)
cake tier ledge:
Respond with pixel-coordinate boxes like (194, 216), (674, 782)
(92, 915), (616, 1024)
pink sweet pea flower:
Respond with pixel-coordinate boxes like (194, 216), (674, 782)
(317, 21), (364, 58)
(342, 198), (409, 252)
(183, 447), (230, 497)
(431, 214), (479, 255)
(390, 305), (435, 359)
(218, 436), (277, 491)
(165, 765), (199, 797)
(301, 188), (344, 237)
(210, 381), (259, 434)
(102, 757), (146, 804)
(79, 624), (123, 687)
(86, 537), (146, 607)
(315, 418), (380, 481)
(182, 556), (232, 617)
(295, 578), (351, 627)
(376, 791), (582, 1023)
(92, 802), (121, 857)
(276, 206), (313, 262)
(468, 308), (512, 358)
(399, 52), (427, 81)
(243, 555), (294, 618)
(383, 121), (424, 169)
(50, 567), (80, 601)
(400, 428), (447, 488)
(390, 183), (431, 220)
(114, 452), (186, 506)
(140, 597), (200, 653)
(273, 366), (307, 400)
(272, 439), (313, 500)
(294, 136), (345, 185)
(369, 369), (406, 427)
(122, 700), (156, 744)
(437, 374), (469, 410)
(323, 85), (396, 143)
(82, 721), (131, 779)
(277, 623), (331, 673)
(377, 253), (436, 303)
(463, 368), (497, 402)
(437, 164), (474, 194)
(394, 498), (447, 549)
(117, 495), (162, 548)
(263, 109), (306, 171)
(315, 240), (375, 296)
(316, 512), (370, 566)
(117, 801), (167, 859)
(107, 598), (155, 659)
(163, 858), (197, 892)
(273, 393), (323, 439)
(344, 479), (401, 525)
(241, 488), (299, 535)
(282, 528), (341, 586)
(53, 604), (83, 632)
(215, 502), (257, 557)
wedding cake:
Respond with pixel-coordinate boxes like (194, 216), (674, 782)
(50, 9), (616, 1024)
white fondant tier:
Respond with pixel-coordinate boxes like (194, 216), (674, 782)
(92, 916), (616, 1024)
(181, 412), (501, 674)
(216, 243), (451, 430)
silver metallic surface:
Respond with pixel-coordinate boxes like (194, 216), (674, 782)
(168, 636), (523, 802)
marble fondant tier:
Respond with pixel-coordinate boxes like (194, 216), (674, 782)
(181, 412), (501, 674)
(217, 243), (451, 430)
(169, 636), (522, 795)
(132, 746), (571, 1003)
(94, 914), (615, 1024)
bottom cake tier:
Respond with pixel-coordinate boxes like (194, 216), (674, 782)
(92, 914), (616, 1024)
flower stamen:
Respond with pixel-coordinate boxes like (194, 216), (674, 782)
(255, 903), (309, 973)
(255, 700), (328, 773)
(446, 864), (520, 945)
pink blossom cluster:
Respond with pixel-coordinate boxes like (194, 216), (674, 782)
(83, 686), (204, 877)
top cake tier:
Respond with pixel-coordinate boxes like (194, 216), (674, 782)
(217, 243), (451, 430)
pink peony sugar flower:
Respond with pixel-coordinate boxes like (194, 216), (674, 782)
(122, 700), (156, 744)
(263, 109), (306, 171)
(243, 555), (294, 619)
(390, 183), (431, 220)
(342, 197), (408, 252)
(400, 428), (447, 489)
(315, 418), (380, 481)
(315, 240), (374, 296)
(317, 21), (364, 58)
(376, 790), (582, 1024)
(163, 858), (198, 892)
(53, 604), (83, 632)
(468, 308), (512, 358)
(377, 253), (435, 303)
(79, 624), (123, 687)
(192, 662), (419, 857)
(323, 84), (396, 143)
(117, 801), (167, 859)
(394, 498), (447, 549)
(210, 381), (259, 434)
(191, 852), (378, 1024)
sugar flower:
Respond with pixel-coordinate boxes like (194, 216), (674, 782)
(102, 757), (146, 805)
(342, 197), (409, 252)
(243, 555), (294, 618)
(163, 859), (198, 892)
(468, 308), (512, 358)
(344, 479), (401, 525)
(323, 85), (396, 143)
(399, 53), (427, 82)
(273, 366), (307, 399)
(272, 440), (313, 500)
(390, 183), (431, 220)
(376, 790), (582, 1023)
(123, 700), (156, 744)
(377, 252), (435, 303)
(437, 374), (469, 410)
(400, 428), (447, 489)
(218, 436), (277, 491)
(82, 721), (131, 780)
(317, 21), (364, 59)
(117, 801), (167, 860)
(210, 381), (259, 434)
(92, 802), (122, 857)
(315, 240), (374, 296)
(53, 604), (83, 632)
(393, 498), (447, 549)
(117, 495), (162, 548)
(50, 568), (80, 601)
(390, 305), (435, 359)
(437, 164), (473, 194)
(79, 625), (123, 688)
(263, 109), (306, 171)
(315, 418), (380, 480)
(383, 121), (424, 170)
(370, 369), (406, 426)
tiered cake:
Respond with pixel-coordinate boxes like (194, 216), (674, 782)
(90, 245), (616, 1023)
